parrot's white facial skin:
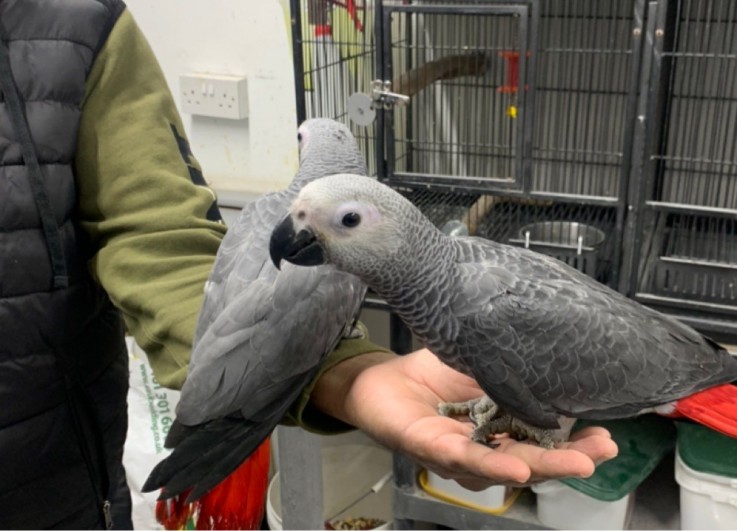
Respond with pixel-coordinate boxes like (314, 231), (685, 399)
(287, 175), (410, 270)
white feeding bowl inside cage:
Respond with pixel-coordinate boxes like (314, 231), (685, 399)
(519, 221), (606, 255)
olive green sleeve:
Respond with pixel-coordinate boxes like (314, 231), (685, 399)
(74, 9), (226, 390)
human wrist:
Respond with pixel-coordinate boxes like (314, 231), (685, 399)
(311, 350), (396, 425)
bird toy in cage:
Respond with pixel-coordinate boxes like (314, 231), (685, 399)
(498, 50), (531, 119)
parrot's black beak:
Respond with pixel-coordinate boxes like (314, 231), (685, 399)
(269, 215), (326, 270)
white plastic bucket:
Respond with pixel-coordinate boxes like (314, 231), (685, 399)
(531, 480), (634, 530)
(267, 444), (393, 530)
(675, 450), (737, 530)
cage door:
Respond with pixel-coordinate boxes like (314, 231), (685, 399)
(377, 3), (532, 192)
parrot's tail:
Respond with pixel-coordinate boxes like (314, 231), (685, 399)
(674, 383), (737, 438)
(155, 438), (271, 530)
(143, 415), (276, 503)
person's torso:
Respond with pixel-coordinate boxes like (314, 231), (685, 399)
(0, 1), (130, 527)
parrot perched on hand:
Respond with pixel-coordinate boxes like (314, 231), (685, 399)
(269, 173), (737, 448)
(143, 121), (369, 529)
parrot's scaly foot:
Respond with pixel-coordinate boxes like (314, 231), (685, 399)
(437, 399), (472, 417)
(439, 396), (502, 448)
(439, 397), (565, 449)
(471, 415), (562, 449)
(467, 396), (500, 428)
(437, 395), (499, 423)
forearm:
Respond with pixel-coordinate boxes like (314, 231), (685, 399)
(283, 319), (393, 432)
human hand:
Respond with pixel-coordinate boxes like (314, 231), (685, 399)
(311, 349), (618, 490)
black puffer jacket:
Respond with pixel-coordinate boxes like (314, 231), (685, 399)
(0, 0), (130, 528)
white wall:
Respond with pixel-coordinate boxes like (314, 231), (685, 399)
(125, 0), (299, 195)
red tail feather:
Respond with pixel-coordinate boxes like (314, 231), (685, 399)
(675, 384), (737, 439)
(155, 488), (193, 530)
(155, 437), (271, 530)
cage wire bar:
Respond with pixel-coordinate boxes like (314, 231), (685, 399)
(290, 0), (737, 337)
(532, 1), (637, 200)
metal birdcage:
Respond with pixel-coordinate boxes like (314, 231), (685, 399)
(290, 0), (737, 340)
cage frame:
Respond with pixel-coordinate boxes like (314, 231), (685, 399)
(620, 0), (737, 339)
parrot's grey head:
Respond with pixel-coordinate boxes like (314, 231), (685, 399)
(295, 118), (367, 178)
(269, 173), (433, 277)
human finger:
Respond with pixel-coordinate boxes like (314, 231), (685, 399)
(406, 427), (533, 487)
(559, 432), (619, 466)
(569, 426), (612, 441)
(492, 438), (600, 481)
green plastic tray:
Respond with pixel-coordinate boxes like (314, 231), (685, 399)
(676, 421), (737, 478)
(560, 415), (677, 502)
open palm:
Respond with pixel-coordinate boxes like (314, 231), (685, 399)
(314, 349), (619, 490)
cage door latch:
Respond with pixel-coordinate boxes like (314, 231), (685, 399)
(348, 81), (409, 126)
(371, 80), (409, 109)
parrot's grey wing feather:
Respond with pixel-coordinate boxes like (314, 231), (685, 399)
(178, 261), (364, 425)
(193, 191), (288, 344)
(454, 239), (737, 422)
(151, 195), (366, 498)
(180, 185), (365, 426)
(451, 261), (561, 428)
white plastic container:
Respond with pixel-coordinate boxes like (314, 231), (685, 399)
(675, 451), (737, 530)
(531, 480), (634, 530)
(267, 443), (393, 530)
(423, 470), (515, 512)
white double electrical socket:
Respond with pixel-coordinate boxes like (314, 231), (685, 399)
(179, 73), (248, 120)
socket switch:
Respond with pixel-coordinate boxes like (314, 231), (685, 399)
(180, 73), (248, 120)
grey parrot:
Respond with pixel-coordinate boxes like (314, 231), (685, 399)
(269, 173), (737, 448)
(143, 120), (368, 506)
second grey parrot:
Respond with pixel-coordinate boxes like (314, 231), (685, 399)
(143, 120), (368, 505)
(270, 173), (737, 448)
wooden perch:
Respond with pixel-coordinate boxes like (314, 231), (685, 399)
(392, 53), (489, 98)
(461, 195), (499, 236)
(462, 195), (554, 235)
